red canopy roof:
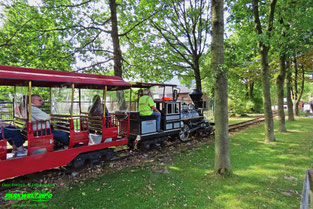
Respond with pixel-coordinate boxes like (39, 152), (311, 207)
(0, 65), (131, 90)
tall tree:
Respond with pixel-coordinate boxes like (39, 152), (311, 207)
(149, 0), (210, 91)
(286, 60), (294, 121)
(211, 0), (231, 175)
(291, 56), (305, 116)
(252, 0), (277, 142)
(274, 0), (313, 124)
(276, 52), (287, 132)
(109, 0), (122, 77)
(274, 5), (290, 132)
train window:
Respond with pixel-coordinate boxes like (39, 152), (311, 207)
(166, 102), (180, 115)
(13, 87), (27, 119)
(80, 89), (103, 114)
(166, 103), (171, 114)
(51, 87), (72, 115)
(106, 89), (131, 112)
(174, 103), (180, 114)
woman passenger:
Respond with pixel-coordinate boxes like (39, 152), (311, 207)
(88, 95), (110, 127)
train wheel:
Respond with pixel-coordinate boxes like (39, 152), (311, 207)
(71, 156), (85, 168)
(179, 124), (190, 142)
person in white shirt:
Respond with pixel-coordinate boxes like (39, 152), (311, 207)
(31, 94), (69, 146)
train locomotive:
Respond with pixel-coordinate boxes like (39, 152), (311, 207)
(128, 82), (182, 150)
(128, 82), (214, 149)
(0, 66), (214, 181)
(180, 89), (214, 141)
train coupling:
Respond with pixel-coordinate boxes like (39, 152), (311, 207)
(134, 135), (141, 150)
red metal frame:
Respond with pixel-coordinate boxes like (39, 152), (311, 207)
(1, 129), (7, 160)
(0, 137), (128, 180)
(27, 121), (54, 156)
(118, 113), (130, 137)
(69, 118), (89, 148)
(0, 139), (7, 160)
(101, 114), (119, 142)
(0, 65), (132, 181)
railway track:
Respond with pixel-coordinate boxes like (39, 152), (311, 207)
(0, 113), (272, 196)
(229, 111), (277, 132)
(228, 116), (265, 132)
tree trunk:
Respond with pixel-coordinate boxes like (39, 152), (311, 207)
(245, 83), (254, 99)
(109, 0), (123, 77)
(211, 0), (231, 175)
(286, 61), (294, 121)
(296, 66), (305, 113)
(193, 55), (202, 91)
(277, 54), (287, 132)
(249, 82), (254, 98)
(260, 46), (276, 142)
(292, 56), (300, 116)
(245, 83), (249, 98)
(252, 0), (277, 143)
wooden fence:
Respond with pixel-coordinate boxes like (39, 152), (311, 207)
(0, 101), (13, 121)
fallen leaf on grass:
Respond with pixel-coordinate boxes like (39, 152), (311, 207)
(282, 191), (293, 196)
(282, 189), (298, 196)
(147, 185), (152, 191)
(284, 176), (298, 181)
(152, 167), (169, 174)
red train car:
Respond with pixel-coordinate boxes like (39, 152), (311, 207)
(0, 65), (131, 181)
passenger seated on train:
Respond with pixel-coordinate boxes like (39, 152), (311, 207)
(88, 95), (111, 127)
(88, 95), (109, 116)
(31, 94), (69, 146)
(138, 89), (162, 132)
(0, 120), (26, 157)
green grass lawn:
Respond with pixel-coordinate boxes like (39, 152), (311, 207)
(46, 117), (313, 209)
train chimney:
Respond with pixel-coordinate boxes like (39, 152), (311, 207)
(189, 89), (203, 109)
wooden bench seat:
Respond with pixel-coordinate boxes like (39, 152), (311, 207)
(51, 115), (89, 148)
(27, 121), (54, 155)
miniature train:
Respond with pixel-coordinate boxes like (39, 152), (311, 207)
(0, 65), (214, 181)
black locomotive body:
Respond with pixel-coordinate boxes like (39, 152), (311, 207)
(179, 89), (214, 141)
(128, 100), (182, 149)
